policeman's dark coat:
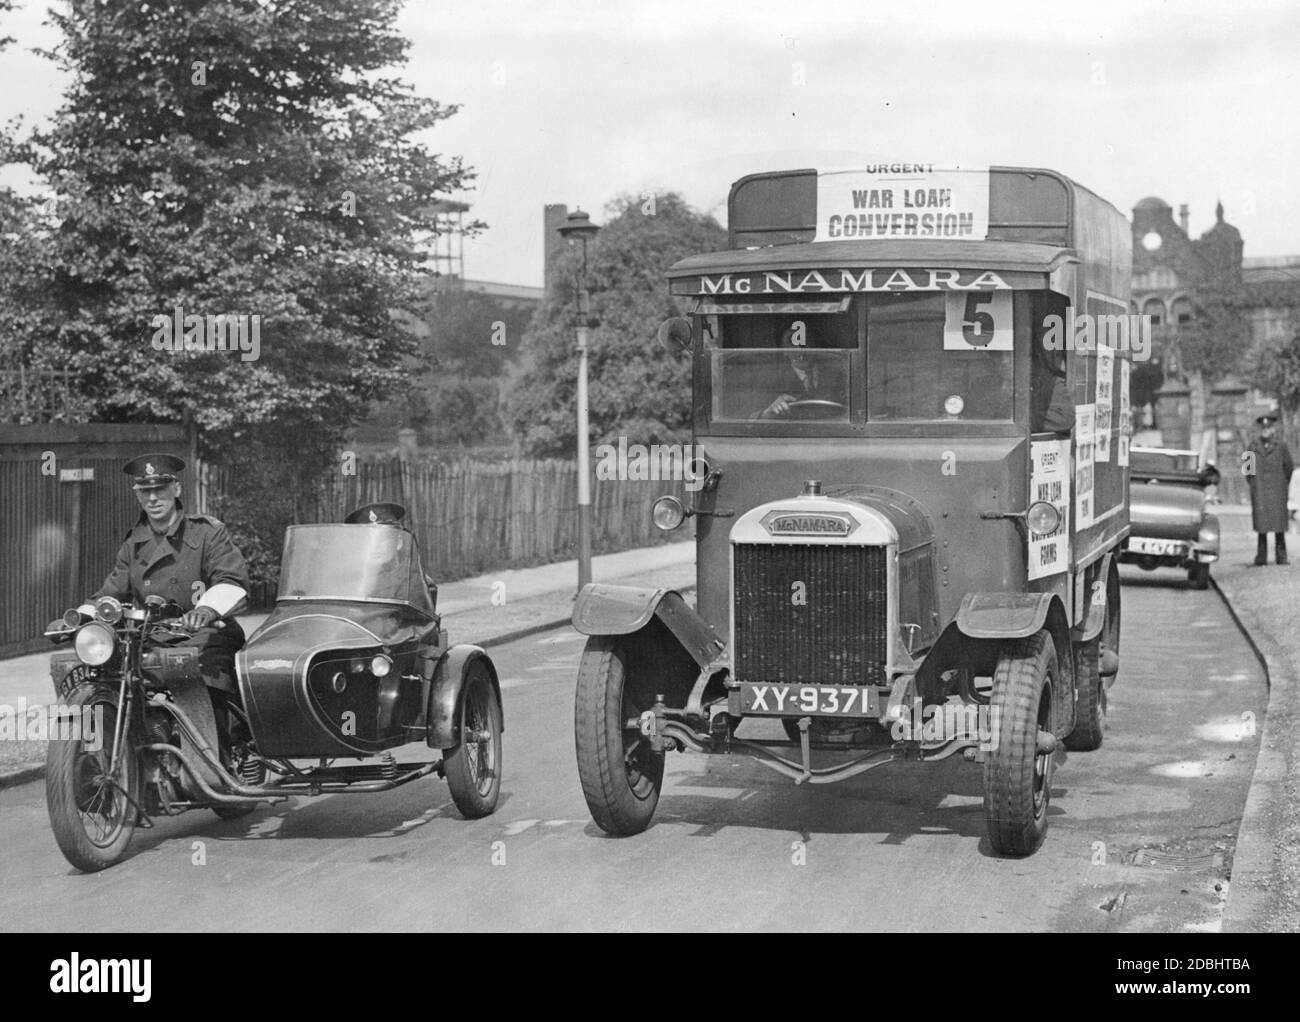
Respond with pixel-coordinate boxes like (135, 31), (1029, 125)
(92, 510), (250, 692)
(1246, 436), (1295, 533)
(93, 511), (249, 610)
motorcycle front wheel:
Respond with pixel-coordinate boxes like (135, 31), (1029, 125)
(46, 683), (140, 872)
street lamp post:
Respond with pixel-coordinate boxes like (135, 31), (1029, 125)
(558, 209), (601, 592)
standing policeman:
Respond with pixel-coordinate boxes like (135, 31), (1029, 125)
(1246, 413), (1295, 566)
(78, 454), (251, 701)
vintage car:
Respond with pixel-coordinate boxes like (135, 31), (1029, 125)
(1117, 446), (1220, 588)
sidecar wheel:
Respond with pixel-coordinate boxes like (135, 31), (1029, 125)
(443, 659), (502, 818)
(45, 684), (140, 873)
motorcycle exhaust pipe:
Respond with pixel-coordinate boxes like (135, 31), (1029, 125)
(143, 744), (287, 803)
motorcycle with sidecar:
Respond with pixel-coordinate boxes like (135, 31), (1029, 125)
(44, 520), (502, 872)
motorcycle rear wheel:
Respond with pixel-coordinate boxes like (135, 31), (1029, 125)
(46, 683), (140, 872)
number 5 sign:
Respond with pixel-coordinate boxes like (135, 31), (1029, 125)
(944, 291), (1012, 351)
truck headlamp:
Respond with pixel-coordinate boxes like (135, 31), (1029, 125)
(75, 622), (116, 666)
(370, 654), (393, 678)
(652, 496), (687, 532)
(1027, 502), (1061, 537)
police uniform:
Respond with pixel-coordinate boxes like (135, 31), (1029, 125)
(343, 501), (407, 525)
(1247, 414), (1295, 565)
(90, 455), (250, 693)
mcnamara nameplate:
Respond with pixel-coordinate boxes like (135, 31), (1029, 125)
(760, 510), (859, 538)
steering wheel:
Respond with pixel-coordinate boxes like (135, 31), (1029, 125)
(771, 398), (847, 421)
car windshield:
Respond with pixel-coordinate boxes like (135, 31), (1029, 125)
(703, 291), (1016, 424)
(1130, 449), (1199, 474)
(277, 525), (434, 614)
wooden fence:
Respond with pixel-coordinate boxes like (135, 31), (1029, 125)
(197, 454), (690, 589)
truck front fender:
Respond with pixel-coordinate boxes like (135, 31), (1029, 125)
(956, 591), (1057, 640)
(426, 644), (503, 750)
(572, 583), (725, 669)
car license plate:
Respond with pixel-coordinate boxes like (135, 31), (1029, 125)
(738, 683), (879, 717)
(1128, 537), (1186, 557)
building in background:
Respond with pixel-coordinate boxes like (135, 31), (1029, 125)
(1128, 196), (1300, 501)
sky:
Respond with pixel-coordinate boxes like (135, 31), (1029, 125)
(2, 0), (1298, 287)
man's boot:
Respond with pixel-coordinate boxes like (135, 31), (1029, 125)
(1255, 534), (1268, 566)
(1277, 532), (1289, 565)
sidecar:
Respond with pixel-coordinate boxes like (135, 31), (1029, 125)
(235, 523), (502, 817)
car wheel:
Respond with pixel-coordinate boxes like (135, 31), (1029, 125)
(574, 635), (664, 836)
(983, 630), (1056, 856)
(1188, 563), (1210, 590)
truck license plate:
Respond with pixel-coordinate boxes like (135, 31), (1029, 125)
(1128, 537), (1186, 557)
(738, 683), (879, 718)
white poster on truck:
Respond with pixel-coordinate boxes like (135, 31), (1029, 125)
(1095, 344), (1114, 463)
(1029, 439), (1071, 580)
(814, 165), (990, 242)
(1118, 359), (1131, 466)
(1075, 403), (1096, 528)
(943, 291), (1013, 350)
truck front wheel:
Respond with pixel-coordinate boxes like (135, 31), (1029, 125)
(983, 630), (1057, 856)
(574, 635), (664, 836)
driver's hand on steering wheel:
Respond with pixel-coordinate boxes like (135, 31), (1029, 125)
(762, 392), (799, 418)
(179, 605), (218, 632)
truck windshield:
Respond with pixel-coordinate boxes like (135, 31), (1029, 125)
(704, 291), (1015, 425)
(866, 292), (1014, 421)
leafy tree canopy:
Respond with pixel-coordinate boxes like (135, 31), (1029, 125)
(504, 192), (725, 457)
(20, 0), (476, 458)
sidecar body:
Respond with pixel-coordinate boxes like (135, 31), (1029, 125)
(237, 523), (502, 769)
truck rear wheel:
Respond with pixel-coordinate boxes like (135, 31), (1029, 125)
(983, 630), (1056, 856)
(1066, 638), (1106, 751)
(574, 635), (664, 836)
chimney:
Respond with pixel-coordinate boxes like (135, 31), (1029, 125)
(543, 203), (569, 299)
(1179, 204), (1189, 235)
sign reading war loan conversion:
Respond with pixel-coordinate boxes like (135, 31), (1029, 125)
(814, 165), (991, 242)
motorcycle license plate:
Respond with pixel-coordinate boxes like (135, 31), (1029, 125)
(1128, 537), (1186, 557)
(739, 683), (879, 718)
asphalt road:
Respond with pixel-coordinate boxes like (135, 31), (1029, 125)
(0, 568), (1266, 932)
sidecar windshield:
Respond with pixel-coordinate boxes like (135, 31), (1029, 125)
(277, 525), (435, 616)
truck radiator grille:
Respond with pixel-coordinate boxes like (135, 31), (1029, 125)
(733, 544), (888, 687)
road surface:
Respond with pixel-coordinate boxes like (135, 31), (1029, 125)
(0, 568), (1265, 931)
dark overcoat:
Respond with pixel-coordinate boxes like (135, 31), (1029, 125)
(1247, 437), (1295, 533)
(92, 511), (249, 692)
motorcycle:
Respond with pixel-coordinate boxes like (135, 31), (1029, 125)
(44, 520), (503, 873)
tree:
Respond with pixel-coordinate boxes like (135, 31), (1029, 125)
(18, 0), (477, 577)
(504, 193), (725, 457)
(400, 287), (535, 447)
(1180, 283), (1250, 384)
(1247, 327), (1300, 415)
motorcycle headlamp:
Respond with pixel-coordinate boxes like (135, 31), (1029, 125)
(94, 596), (123, 624)
(75, 622), (116, 666)
(1027, 501), (1062, 537)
